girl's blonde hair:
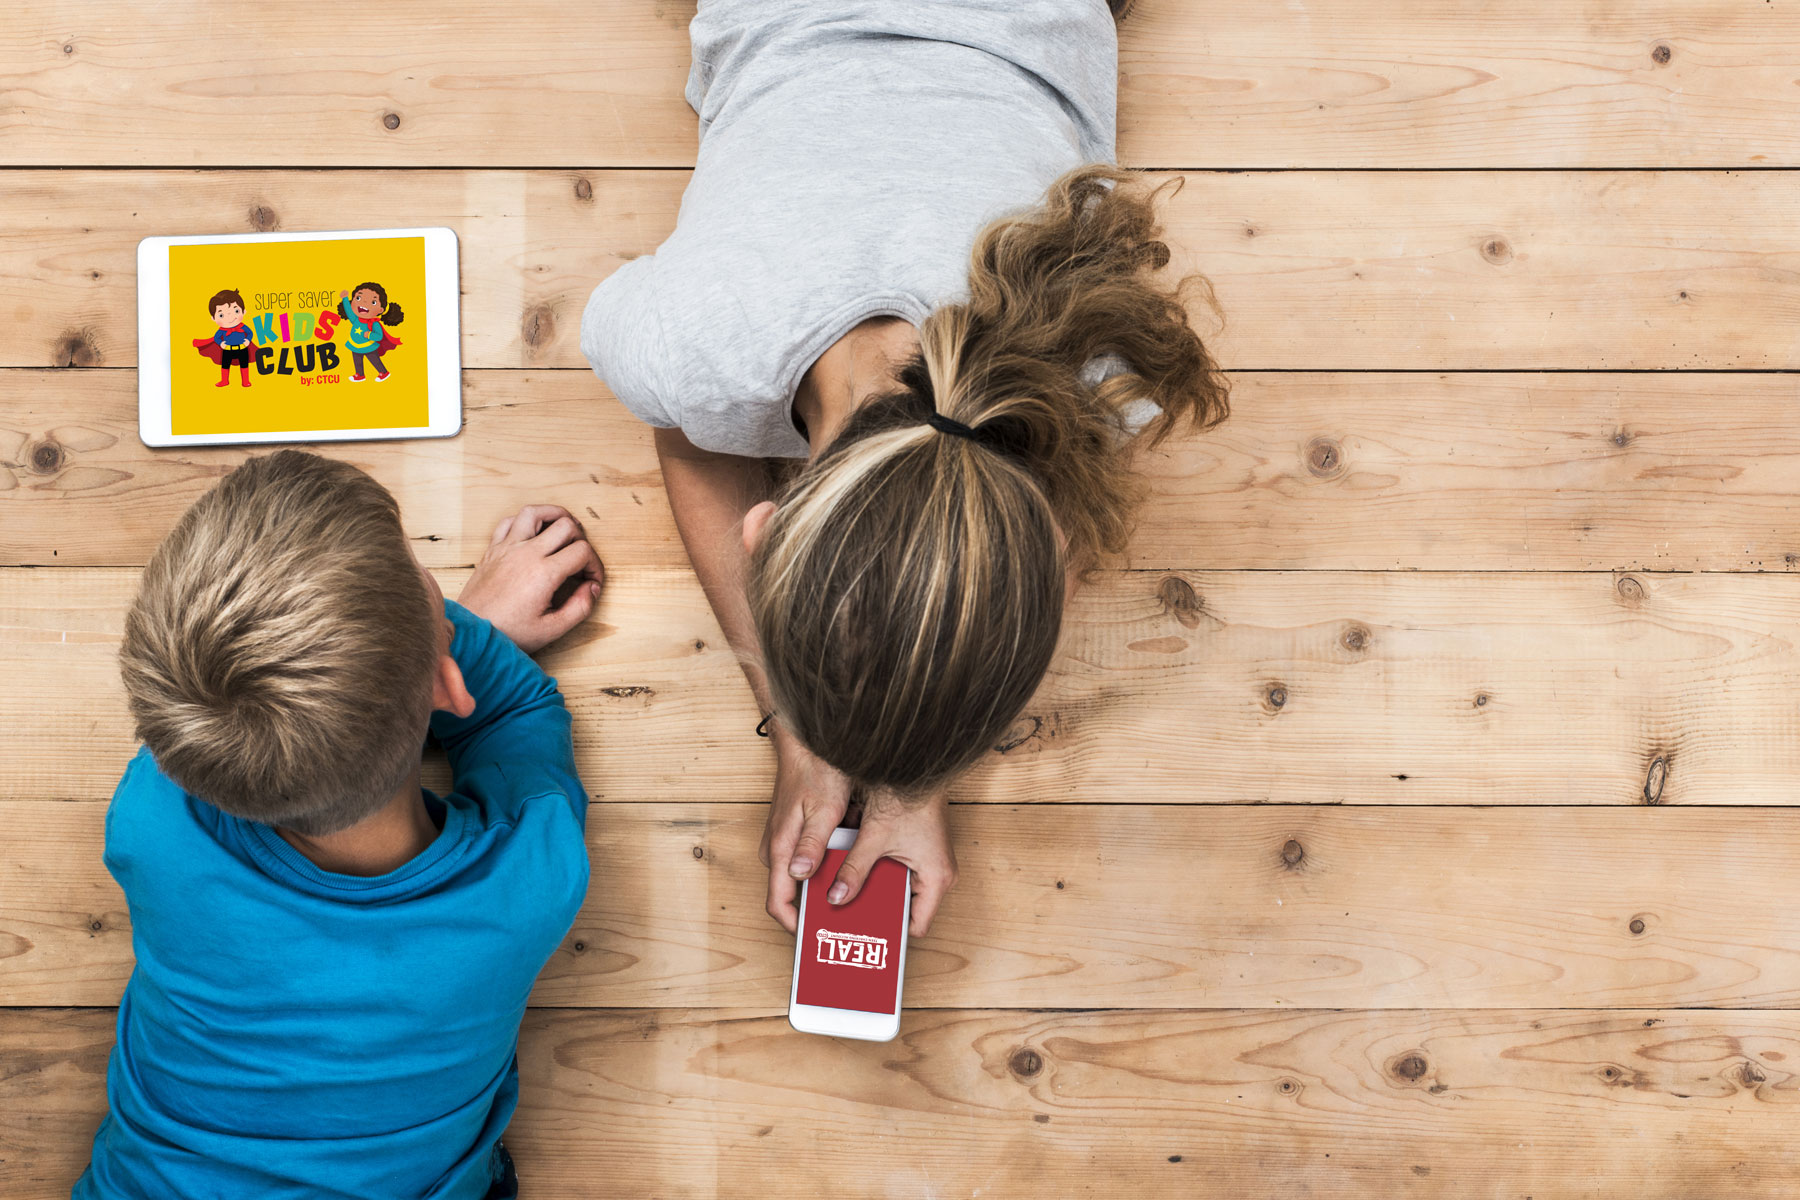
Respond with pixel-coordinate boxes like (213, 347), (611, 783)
(748, 166), (1229, 795)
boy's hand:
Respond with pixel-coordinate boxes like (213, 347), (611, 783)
(828, 787), (957, 938)
(760, 726), (852, 934)
(457, 505), (604, 654)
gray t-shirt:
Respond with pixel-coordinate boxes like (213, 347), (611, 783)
(580, 0), (1118, 459)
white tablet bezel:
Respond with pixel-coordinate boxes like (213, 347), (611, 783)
(136, 227), (462, 447)
(788, 826), (911, 1043)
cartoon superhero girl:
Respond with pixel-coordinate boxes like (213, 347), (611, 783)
(337, 282), (405, 382)
(191, 288), (257, 387)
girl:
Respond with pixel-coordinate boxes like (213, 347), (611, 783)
(338, 282), (405, 382)
(581, 0), (1227, 938)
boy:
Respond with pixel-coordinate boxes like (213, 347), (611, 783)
(76, 451), (604, 1199)
(194, 288), (257, 387)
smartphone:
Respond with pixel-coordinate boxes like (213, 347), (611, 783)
(788, 827), (911, 1042)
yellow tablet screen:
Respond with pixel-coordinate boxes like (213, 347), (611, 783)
(170, 236), (430, 435)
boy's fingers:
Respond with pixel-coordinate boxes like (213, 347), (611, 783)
(547, 539), (603, 586)
(505, 505), (570, 542)
(546, 577), (601, 631)
(533, 515), (584, 554)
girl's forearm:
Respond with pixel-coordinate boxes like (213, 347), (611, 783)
(653, 425), (779, 713)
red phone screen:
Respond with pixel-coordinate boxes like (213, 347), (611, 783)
(795, 849), (909, 1014)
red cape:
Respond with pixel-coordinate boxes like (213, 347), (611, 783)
(193, 328), (255, 365)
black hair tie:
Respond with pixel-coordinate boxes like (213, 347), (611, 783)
(926, 411), (981, 442)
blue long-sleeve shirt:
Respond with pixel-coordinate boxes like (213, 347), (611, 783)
(76, 600), (589, 1200)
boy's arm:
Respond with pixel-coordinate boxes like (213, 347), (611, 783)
(442, 506), (604, 822)
(430, 599), (579, 796)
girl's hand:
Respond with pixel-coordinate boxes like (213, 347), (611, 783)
(760, 725), (852, 933)
(457, 505), (604, 654)
(827, 786), (957, 937)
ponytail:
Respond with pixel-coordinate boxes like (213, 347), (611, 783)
(748, 165), (1228, 794)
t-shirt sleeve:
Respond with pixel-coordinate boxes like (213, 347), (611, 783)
(581, 256), (679, 430)
(429, 600), (588, 829)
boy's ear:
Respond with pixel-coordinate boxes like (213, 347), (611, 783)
(432, 652), (476, 718)
(742, 500), (777, 556)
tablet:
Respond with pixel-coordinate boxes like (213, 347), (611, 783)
(137, 227), (462, 447)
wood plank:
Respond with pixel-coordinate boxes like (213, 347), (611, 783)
(6, 567), (1800, 808)
(10, 369), (1800, 573)
(15, 801), (1800, 1011)
(1119, 0), (1800, 169)
(8, 1006), (1800, 1198)
(0, 371), (676, 571)
(8, 2), (1799, 169)
(2, 2), (701, 168)
(6, 169), (1800, 371)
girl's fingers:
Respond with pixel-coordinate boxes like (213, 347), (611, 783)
(908, 862), (956, 937)
(488, 515), (515, 547)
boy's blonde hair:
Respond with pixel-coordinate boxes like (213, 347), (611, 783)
(120, 450), (439, 836)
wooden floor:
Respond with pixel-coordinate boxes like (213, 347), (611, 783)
(5, 2), (1800, 1195)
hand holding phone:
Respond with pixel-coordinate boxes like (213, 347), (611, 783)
(789, 827), (911, 1041)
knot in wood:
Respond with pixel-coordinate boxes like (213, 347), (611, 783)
(1629, 916), (1647, 936)
(1642, 755), (1668, 804)
(382, 111), (402, 130)
(572, 940), (587, 953)
(574, 177), (594, 201)
(1305, 436), (1343, 479)
(63, 41), (74, 54)
(1390, 1053), (1429, 1082)
(521, 303), (557, 351)
(1010, 1047), (1044, 1078)
(1280, 839), (1305, 868)
(1340, 624), (1370, 653)
(1480, 238), (1513, 265)
(1652, 43), (1672, 64)
(88, 918), (103, 932)
(1474, 693), (1490, 708)
(248, 204), (279, 232)
(691, 845), (705, 859)
(1276, 1078), (1298, 1095)
(1157, 574), (1203, 628)
(1615, 575), (1645, 604)
(29, 440), (65, 474)
(1612, 428), (1633, 448)
(53, 328), (102, 367)
(1266, 684), (1288, 711)
(1741, 1062), (1766, 1086)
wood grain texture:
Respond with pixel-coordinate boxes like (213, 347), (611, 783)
(8, 2), (1800, 168)
(5, 566), (1799, 807)
(15, 801), (1800, 1011)
(8, 1006), (1800, 1199)
(10, 369), (1800, 572)
(7, 169), (1800, 371)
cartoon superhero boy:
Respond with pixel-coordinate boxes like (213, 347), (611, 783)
(192, 289), (256, 387)
(337, 282), (405, 382)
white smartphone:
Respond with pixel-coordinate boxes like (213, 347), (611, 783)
(788, 826), (911, 1042)
(136, 226), (462, 447)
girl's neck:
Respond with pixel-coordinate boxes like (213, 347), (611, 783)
(793, 317), (920, 457)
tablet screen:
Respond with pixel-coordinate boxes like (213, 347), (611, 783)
(168, 235), (430, 436)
